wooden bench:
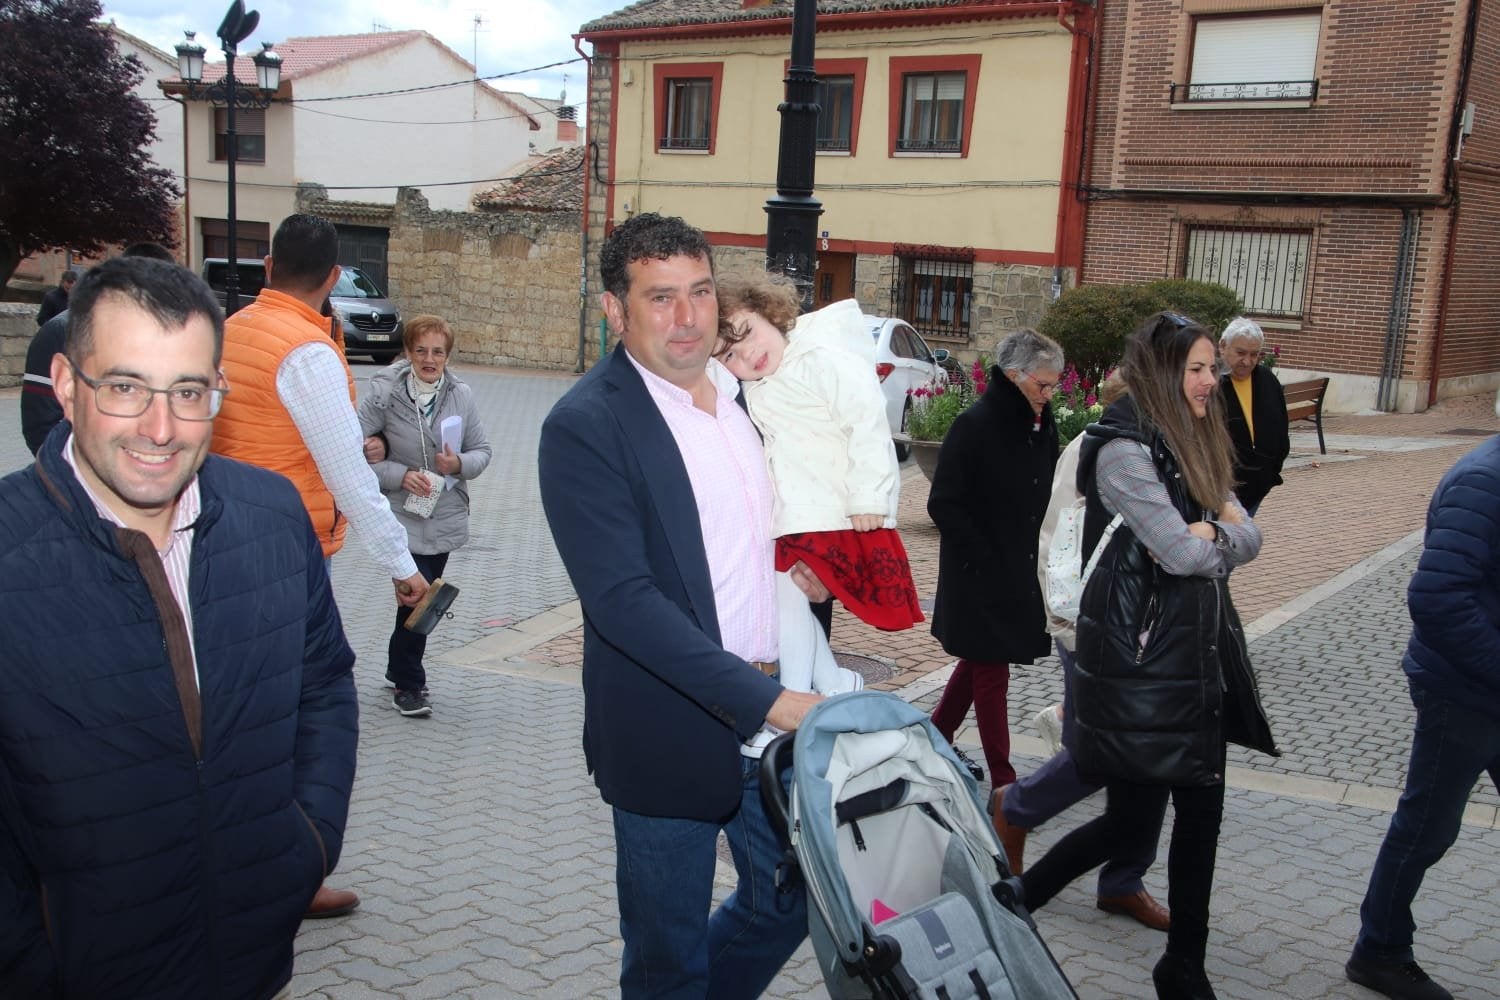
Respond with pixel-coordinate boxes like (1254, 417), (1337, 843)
(1283, 377), (1330, 455)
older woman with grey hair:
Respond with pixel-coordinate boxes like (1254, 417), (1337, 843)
(1218, 316), (1290, 514)
(929, 328), (1063, 790)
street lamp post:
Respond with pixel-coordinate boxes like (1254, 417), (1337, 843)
(175, 0), (280, 316)
(763, 0), (823, 311)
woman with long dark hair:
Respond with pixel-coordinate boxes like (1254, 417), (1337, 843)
(1018, 312), (1278, 1000)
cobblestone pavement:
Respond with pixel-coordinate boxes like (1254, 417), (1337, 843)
(2, 375), (1497, 999)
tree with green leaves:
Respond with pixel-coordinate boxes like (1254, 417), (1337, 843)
(0, 0), (179, 289)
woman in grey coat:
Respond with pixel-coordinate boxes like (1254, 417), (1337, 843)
(359, 314), (493, 717)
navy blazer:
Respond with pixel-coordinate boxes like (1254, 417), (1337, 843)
(538, 345), (783, 820)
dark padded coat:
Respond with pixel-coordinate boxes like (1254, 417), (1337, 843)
(928, 370), (1057, 665)
(1070, 401), (1277, 787)
(1402, 435), (1500, 724)
(0, 430), (358, 999)
(1220, 365), (1290, 511)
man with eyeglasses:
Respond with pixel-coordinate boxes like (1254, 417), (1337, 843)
(212, 212), (425, 919)
(0, 256), (358, 1000)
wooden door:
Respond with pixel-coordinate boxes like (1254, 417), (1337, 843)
(814, 252), (855, 309)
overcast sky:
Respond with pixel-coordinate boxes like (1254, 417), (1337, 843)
(102, 0), (626, 103)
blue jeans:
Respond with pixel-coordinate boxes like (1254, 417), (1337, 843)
(612, 756), (807, 999)
(1355, 681), (1500, 961)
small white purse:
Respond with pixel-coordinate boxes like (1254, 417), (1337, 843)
(402, 469), (444, 518)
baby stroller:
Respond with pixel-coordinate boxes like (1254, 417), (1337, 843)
(762, 690), (1076, 1000)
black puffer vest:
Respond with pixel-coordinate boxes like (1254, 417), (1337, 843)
(1069, 397), (1278, 787)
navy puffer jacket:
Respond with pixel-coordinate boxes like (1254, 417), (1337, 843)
(0, 427), (358, 999)
(1403, 435), (1500, 723)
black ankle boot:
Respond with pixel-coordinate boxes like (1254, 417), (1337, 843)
(1152, 953), (1218, 1000)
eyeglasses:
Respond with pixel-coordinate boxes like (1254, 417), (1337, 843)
(410, 347), (448, 359)
(1017, 370), (1059, 394)
(69, 359), (227, 421)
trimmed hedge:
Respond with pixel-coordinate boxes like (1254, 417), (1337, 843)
(1038, 280), (1243, 386)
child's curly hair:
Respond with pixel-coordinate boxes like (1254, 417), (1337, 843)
(713, 274), (802, 356)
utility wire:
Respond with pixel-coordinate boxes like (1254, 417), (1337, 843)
(289, 57), (584, 103)
(172, 155), (583, 192)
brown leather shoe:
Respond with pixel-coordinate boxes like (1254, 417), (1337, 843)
(989, 784), (1028, 876)
(304, 884), (360, 919)
(1097, 889), (1170, 932)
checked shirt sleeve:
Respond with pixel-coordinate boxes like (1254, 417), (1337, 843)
(277, 342), (417, 581)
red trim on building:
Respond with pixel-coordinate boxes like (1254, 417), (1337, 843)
(1055, 4), (1095, 272)
(887, 54), (982, 158)
(576, 3), (1068, 46)
(652, 61), (725, 156)
(784, 56), (869, 156)
(597, 40), (621, 237)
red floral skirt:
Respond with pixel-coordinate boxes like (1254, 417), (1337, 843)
(776, 528), (924, 631)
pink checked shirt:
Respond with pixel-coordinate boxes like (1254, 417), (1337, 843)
(627, 353), (779, 663)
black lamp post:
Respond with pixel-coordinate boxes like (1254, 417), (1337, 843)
(763, 0), (823, 311)
(175, 0), (280, 316)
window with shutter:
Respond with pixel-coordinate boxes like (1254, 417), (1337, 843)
(213, 107), (265, 163)
(1179, 11), (1322, 103)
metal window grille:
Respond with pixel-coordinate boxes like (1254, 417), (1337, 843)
(816, 76), (854, 151)
(661, 79), (712, 150)
(1183, 227), (1311, 318)
(892, 245), (974, 341)
(897, 73), (964, 153)
(1170, 79), (1318, 103)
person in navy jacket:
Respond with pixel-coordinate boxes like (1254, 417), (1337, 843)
(0, 257), (358, 1000)
(539, 214), (821, 999)
(1346, 413), (1500, 1000)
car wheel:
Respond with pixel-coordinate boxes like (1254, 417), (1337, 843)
(894, 399), (912, 462)
(370, 351), (399, 365)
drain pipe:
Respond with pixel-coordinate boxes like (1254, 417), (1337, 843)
(1376, 208), (1421, 412)
(573, 37), (594, 374)
(1427, 0), (1481, 406)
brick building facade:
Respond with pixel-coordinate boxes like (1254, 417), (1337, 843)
(1080, 0), (1500, 411)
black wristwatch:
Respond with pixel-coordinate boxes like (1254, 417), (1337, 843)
(1210, 521), (1230, 552)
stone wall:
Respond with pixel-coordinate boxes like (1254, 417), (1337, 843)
(0, 304), (35, 387)
(383, 188), (585, 371)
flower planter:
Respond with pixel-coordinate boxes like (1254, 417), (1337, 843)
(894, 434), (942, 481)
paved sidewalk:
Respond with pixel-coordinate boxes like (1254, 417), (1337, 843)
(2, 378), (1497, 999)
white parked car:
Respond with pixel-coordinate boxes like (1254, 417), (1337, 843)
(867, 315), (949, 460)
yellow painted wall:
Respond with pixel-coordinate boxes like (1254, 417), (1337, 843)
(608, 18), (1073, 254)
(184, 99), (297, 266)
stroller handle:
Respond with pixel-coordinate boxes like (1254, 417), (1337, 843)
(758, 731), (796, 843)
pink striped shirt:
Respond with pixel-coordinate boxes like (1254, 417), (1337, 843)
(63, 435), (202, 687)
(627, 354), (779, 663)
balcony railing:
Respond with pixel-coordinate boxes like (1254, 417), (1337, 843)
(894, 137), (962, 153)
(659, 135), (710, 151)
(1170, 79), (1319, 103)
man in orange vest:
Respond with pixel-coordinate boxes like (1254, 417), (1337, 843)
(214, 213), (428, 919)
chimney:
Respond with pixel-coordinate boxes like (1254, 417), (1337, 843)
(557, 103), (579, 144)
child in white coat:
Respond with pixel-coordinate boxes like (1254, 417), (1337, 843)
(715, 276), (923, 747)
